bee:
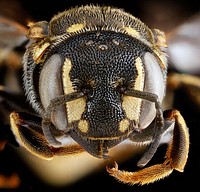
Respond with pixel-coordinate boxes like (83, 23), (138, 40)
(2, 5), (189, 185)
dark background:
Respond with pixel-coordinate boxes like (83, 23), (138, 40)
(0, 0), (200, 191)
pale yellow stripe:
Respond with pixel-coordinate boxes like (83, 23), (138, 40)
(62, 58), (86, 123)
(122, 57), (144, 121)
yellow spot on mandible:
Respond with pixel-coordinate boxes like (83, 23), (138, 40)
(78, 120), (89, 133)
(66, 23), (85, 33)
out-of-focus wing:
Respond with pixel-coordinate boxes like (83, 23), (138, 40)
(167, 13), (200, 75)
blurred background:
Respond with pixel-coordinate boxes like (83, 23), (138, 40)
(0, 0), (200, 191)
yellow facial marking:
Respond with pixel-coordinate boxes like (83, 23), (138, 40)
(33, 41), (50, 64)
(62, 58), (74, 93)
(122, 96), (140, 121)
(66, 23), (85, 33)
(122, 57), (144, 121)
(62, 58), (86, 123)
(78, 120), (89, 133)
(134, 57), (145, 91)
(124, 26), (141, 39)
(119, 119), (129, 133)
(67, 98), (86, 123)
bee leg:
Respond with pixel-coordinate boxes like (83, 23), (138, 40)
(136, 109), (164, 167)
(10, 111), (54, 159)
(124, 90), (164, 166)
(42, 119), (62, 147)
(129, 115), (174, 143)
(10, 112), (85, 159)
(42, 92), (84, 147)
(107, 109), (189, 185)
(0, 86), (30, 150)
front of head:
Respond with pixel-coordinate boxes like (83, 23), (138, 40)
(23, 5), (167, 158)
